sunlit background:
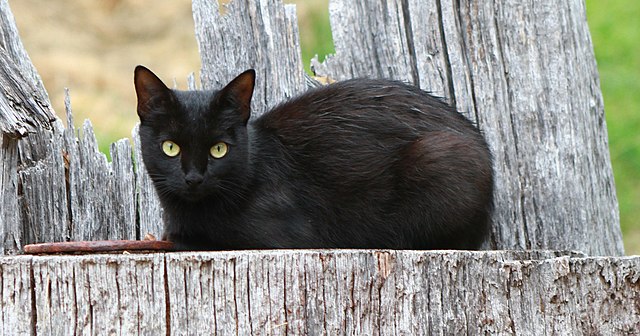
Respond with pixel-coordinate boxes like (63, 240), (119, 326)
(9, 0), (639, 253)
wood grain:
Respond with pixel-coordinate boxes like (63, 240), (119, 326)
(0, 0), (54, 138)
(192, 0), (307, 117)
(0, 135), (20, 255)
(31, 253), (167, 335)
(1, 250), (638, 334)
(133, 124), (165, 240)
(0, 256), (33, 335)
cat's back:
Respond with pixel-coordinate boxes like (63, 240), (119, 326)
(251, 77), (492, 196)
(254, 78), (485, 153)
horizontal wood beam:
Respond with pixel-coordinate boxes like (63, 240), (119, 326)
(2, 250), (638, 334)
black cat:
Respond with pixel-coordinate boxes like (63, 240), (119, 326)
(134, 66), (494, 251)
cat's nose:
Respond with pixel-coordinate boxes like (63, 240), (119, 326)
(185, 172), (204, 187)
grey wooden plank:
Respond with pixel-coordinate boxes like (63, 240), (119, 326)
(485, 0), (621, 255)
(0, 256), (33, 335)
(404, 0), (454, 103)
(18, 160), (69, 245)
(15, 118), (69, 248)
(164, 253), (216, 335)
(0, 251), (638, 333)
(31, 254), (167, 335)
(109, 138), (137, 240)
(64, 95), (137, 241)
(132, 124), (164, 239)
(0, 135), (20, 255)
(316, 0), (415, 83)
(0, 48), (54, 138)
(160, 250), (640, 335)
(66, 119), (110, 241)
(192, 0), (306, 117)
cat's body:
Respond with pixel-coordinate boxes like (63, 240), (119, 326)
(135, 66), (494, 250)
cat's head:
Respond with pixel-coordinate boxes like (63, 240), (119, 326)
(134, 65), (255, 202)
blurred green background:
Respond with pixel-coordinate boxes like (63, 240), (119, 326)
(10, 0), (639, 253)
(586, 0), (640, 253)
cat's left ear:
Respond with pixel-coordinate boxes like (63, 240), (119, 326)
(218, 69), (255, 124)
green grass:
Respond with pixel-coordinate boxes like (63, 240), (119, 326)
(585, 0), (640, 254)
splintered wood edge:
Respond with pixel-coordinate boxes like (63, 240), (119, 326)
(23, 240), (175, 254)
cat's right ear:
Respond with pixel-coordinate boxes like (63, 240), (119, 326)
(134, 65), (171, 121)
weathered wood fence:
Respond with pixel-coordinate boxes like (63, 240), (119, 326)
(0, 0), (637, 333)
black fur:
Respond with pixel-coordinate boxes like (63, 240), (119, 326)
(134, 65), (494, 250)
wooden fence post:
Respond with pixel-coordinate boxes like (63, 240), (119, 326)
(0, 134), (19, 254)
(0, 0), (56, 255)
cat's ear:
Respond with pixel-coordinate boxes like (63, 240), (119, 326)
(217, 69), (255, 124)
(134, 65), (171, 121)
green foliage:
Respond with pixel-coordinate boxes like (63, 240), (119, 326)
(586, 0), (640, 253)
(287, 0), (334, 73)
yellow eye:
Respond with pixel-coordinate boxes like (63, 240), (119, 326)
(210, 142), (228, 159)
(162, 140), (180, 157)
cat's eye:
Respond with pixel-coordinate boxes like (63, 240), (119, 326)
(210, 142), (228, 159)
(162, 140), (180, 157)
